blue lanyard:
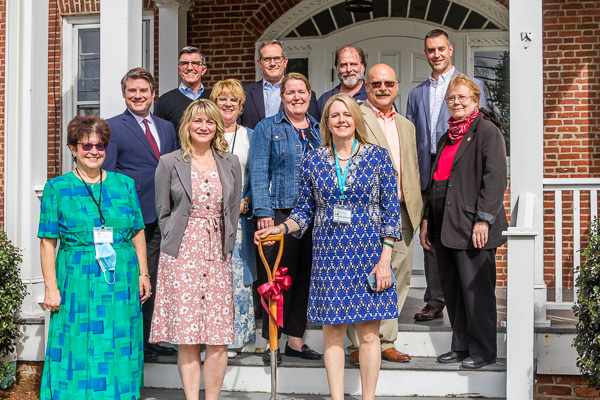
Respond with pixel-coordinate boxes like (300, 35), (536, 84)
(333, 139), (357, 200)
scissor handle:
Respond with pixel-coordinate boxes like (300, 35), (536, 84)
(257, 233), (284, 281)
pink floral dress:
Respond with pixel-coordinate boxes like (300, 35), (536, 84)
(150, 165), (235, 345)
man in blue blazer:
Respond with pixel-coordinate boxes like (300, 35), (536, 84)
(104, 67), (178, 357)
(240, 40), (319, 129)
(406, 29), (487, 323)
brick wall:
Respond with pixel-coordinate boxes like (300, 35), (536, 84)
(536, 374), (600, 399)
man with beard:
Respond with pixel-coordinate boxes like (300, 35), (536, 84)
(316, 45), (368, 121)
(154, 46), (211, 133)
(346, 64), (423, 365)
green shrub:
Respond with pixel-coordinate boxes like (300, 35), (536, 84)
(573, 217), (600, 390)
(0, 229), (27, 383)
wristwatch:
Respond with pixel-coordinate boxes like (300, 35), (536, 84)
(241, 198), (250, 214)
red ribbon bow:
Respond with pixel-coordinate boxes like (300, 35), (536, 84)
(257, 267), (292, 328)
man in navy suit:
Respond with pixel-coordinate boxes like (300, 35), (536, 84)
(104, 67), (178, 357)
(406, 29), (487, 322)
(240, 40), (319, 129)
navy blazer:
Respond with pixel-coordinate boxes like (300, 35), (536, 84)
(104, 109), (178, 224)
(240, 80), (320, 129)
(406, 70), (487, 191)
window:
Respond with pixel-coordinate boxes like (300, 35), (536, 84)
(75, 26), (100, 116)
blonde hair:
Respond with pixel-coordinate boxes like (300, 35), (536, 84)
(447, 74), (482, 107)
(179, 99), (228, 159)
(320, 93), (369, 155)
(210, 79), (246, 106)
(280, 72), (311, 95)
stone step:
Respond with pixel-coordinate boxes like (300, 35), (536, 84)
(144, 354), (507, 398)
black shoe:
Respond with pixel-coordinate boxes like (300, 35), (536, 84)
(145, 343), (177, 356)
(143, 348), (158, 359)
(461, 355), (496, 369)
(284, 342), (322, 360)
(262, 348), (281, 365)
(437, 351), (468, 363)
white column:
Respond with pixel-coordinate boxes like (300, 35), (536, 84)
(156, 0), (190, 95)
(99, 0), (143, 118)
(5, 0), (49, 326)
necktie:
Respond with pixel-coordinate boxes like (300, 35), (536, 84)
(142, 119), (160, 159)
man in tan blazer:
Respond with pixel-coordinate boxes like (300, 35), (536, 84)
(347, 64), (424, 364)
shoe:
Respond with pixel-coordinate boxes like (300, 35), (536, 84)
(349, 350), (359, 365)
(414, 305), (444, 321)
(227, 350), (238, 359)
(437, 351), (468, 363)
(461, 355), (496, 369)
(284, 342), (322, 360)
(381, 348), (411, 362)
(262, 348), (281, 365)
(143, 347), (157, 359)
(145, 343), (177, 356)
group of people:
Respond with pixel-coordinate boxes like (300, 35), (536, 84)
(38, 28), (507, 400)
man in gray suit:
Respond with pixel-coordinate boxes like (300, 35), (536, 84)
(406, 29), (487, 322)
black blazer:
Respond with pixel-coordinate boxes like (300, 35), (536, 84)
(240, 80), (320, 129)
(426, 109), (508, 250)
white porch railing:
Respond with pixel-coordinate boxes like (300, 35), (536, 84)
(543, 178), (600, 310)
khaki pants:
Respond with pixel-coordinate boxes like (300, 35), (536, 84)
(347, 204), (414, 352)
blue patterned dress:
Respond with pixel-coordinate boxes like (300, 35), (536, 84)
(38, 171), (145, 400)
(289, 145), (402, 325)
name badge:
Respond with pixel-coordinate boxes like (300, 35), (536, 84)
(93, 226), (114, 243)
(333, 204), (352, 224)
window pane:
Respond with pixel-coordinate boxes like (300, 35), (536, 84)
(77, 28), (100, 102)
(77, 105), (100, 117)
(286, 58), (309, 80)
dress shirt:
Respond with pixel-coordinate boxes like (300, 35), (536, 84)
(428, 66), (455, 154)
(366, 100), (403, 202)
(263, 79), (282, 118)
(178, 82), (205, 100)
(131, 112), (161, 151)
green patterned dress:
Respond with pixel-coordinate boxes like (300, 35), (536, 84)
(38, 171), (145, 400)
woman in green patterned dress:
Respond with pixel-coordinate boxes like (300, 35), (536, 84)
(39, 115), (152, 400)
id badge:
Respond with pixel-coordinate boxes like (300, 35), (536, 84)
(93, 226), (114, 243)
(333, 204), (352, 224)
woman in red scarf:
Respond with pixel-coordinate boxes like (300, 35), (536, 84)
(419, 74), (507, 369)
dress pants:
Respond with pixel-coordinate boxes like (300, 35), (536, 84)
(347, 203), (413, 352)
(430, 180), (497, 362)
(143, 220), (161, 347)
(256, 209), (313, 340)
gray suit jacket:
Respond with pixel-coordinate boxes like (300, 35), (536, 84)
(155, 148), (242, 258)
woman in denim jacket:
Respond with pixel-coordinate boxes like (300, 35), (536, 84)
(248, 73), (322, 365)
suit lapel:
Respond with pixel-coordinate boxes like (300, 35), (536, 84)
(362, 107), (390, 152)
(152, 115), (168, 155)
(422, 82), (431, 132)
(249, 82), (266, 121)
(213, 149), (233, 207)
(123, 109), (159, 161)
(173, 153), (192, 200)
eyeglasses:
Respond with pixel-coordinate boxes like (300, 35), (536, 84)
(216, 97), (241, 105)
(260, 56), (285, 64)
(78, 142), (106, 151)
(367, 81), (397, 89)
(445, 94), (473, 104)
(178, 61), (203, 69)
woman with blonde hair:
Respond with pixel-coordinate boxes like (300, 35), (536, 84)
(150, 99), (242, 400)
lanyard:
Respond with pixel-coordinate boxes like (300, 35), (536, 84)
(227, 124), (238, 154)
(75, 168), (105, 226)
(333, 139), (357, 200)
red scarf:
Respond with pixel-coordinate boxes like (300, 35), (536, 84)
(447, 107), (479, 144)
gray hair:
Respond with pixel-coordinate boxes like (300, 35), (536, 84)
(178, 46), (207, 65)
(258, 40), (286, 59)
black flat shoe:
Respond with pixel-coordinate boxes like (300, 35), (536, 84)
(146, 343), (177, 356)
(437, 351), (468, 363)
(284, 342), (322, 360)
(461, 355), (496, 369)
(262, 348), (281, 365)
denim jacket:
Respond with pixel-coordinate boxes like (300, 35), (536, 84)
(249, 110), (321, 218)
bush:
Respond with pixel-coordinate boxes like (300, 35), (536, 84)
(573, 217), (600, 390)
(0, 229), (27, 383)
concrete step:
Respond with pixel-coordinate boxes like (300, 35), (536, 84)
(144, 354), (507, 398)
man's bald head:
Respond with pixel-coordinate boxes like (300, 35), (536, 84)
(365, 64), (398, 113)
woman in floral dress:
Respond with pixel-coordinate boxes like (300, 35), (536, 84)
(150, 99), (242, 400)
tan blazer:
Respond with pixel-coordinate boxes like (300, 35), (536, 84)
(360, 103), (424, 231)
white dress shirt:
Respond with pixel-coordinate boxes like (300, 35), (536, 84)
(428, 66), (455, 154)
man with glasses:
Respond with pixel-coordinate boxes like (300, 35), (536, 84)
(104, 67), (178, 359)
(240, 40), (318, 129)
(406, 29), (487, 323)
(346, 63), (423, 365)
(154, 46), (211, 133)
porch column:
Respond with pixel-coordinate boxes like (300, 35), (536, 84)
(5, 0), (49, 321)
(99, 0), (143, 118)
(156, 0), (191, 95)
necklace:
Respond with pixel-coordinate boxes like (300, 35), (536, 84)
(192, 152), (214, 176)
(336, 143), (359, 162)
(74, 168), (102, 188)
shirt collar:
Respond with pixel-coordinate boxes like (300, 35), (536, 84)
(334, 80), (366, 97)
(263, 79), (282, 89)
(178, 82), (204, 97)
(365, 99), (396, 119)
(428, 66), (456, 86)
(130, 110), (154, 126)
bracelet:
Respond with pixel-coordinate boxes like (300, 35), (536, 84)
(283, 223), (289, 234)
(382, 241), (394, 249)
(139, 274), (150, 278)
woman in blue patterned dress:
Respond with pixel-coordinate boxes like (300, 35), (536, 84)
(255, 93), (402, 400)
(39, 115), (151, 400)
